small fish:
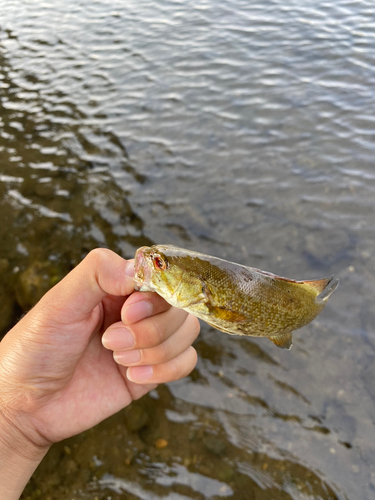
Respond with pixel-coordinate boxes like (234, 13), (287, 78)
(134, 245), (338, 349)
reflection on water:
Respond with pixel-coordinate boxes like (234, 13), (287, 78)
(1, 0), (375, 498)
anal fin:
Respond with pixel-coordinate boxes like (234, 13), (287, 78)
(268, 332), (293, 350)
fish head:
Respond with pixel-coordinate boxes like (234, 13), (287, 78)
(134, 245), (205, 308)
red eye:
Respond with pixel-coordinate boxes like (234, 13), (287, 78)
(153, 255), (167, 270)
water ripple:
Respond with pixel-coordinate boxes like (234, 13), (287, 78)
(2, 0), (375, 498)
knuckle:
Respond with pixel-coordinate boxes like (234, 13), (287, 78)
(159, 341), (170, 363)
(150, 318), (165, 346)
(138, 349), (144, 363)
(175, 352), (189, 377)
(154, 320), (164, 345)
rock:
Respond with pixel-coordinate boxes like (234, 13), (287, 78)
(15, 261), (64, 310)
(215, 461), (235, 482)
(202, 435), (227, 456)
(124, 403), (149, 432)
(154, 438), (168, 449)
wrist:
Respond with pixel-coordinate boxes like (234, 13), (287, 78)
(0, 406), (49, 499)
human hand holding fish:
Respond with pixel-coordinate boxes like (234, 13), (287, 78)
(0, 248), (200, 500)
(134, 245), (339, 350)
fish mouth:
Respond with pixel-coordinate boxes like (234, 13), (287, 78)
(134, 246), (154, 291)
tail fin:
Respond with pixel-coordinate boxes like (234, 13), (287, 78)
(303, 276), (333, 294)
(315, 275), (339, 303)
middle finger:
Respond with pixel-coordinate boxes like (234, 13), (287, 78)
(121, 291), (172, 324)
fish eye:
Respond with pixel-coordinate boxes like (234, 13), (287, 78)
(153, 254), (167, 271)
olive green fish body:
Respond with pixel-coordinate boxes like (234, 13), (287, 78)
(134, 245), (338, 349)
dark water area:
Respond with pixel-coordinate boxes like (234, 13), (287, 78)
(1, 0), (375, 498)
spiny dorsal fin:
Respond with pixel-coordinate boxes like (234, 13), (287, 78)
(268, 332), (293, 350)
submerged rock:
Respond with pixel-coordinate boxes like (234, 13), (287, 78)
(203, 435), (227, 456)
(124, 403), (150, 432)
(154, 438), (168, 449)
(215, 460), (235, 482)
(15, 261), (64, 311)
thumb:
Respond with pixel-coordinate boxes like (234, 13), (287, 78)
(39, 248), (135, 322)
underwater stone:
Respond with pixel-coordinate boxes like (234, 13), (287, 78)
(202, 435), (227, 456)
(124, 403), (150, 432)
(15, 261), (64, 310)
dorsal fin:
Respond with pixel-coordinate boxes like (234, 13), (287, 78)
(268, 332), (293, 350)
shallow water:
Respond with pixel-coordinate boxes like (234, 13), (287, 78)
(1, 0), (375, 498)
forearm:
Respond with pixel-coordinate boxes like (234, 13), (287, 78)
(0, 409), (48, 499)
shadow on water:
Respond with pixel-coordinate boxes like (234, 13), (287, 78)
(0, 31), (151, 335)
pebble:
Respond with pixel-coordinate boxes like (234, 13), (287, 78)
(155, 438), (168, 449)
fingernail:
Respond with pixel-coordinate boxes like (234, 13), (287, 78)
(124, 300), (153, 324)
(125, 262), (135, 278)
(114, 349), (141, 365)
(127, 365), (153, 382)
(102, 327), (135, 350)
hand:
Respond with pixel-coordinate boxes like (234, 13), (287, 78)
(0, 248), (200, 499)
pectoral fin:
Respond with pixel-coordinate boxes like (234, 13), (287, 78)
(268, 332), (293, 350)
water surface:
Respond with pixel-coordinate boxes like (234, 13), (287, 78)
(1, 0), (375, 498)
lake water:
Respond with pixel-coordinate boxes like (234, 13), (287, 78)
(1, 0), (375, 498)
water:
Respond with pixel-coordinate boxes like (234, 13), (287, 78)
(1, 0), (375, 498)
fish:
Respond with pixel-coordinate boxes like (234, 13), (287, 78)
(133, 245), (339, 349)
